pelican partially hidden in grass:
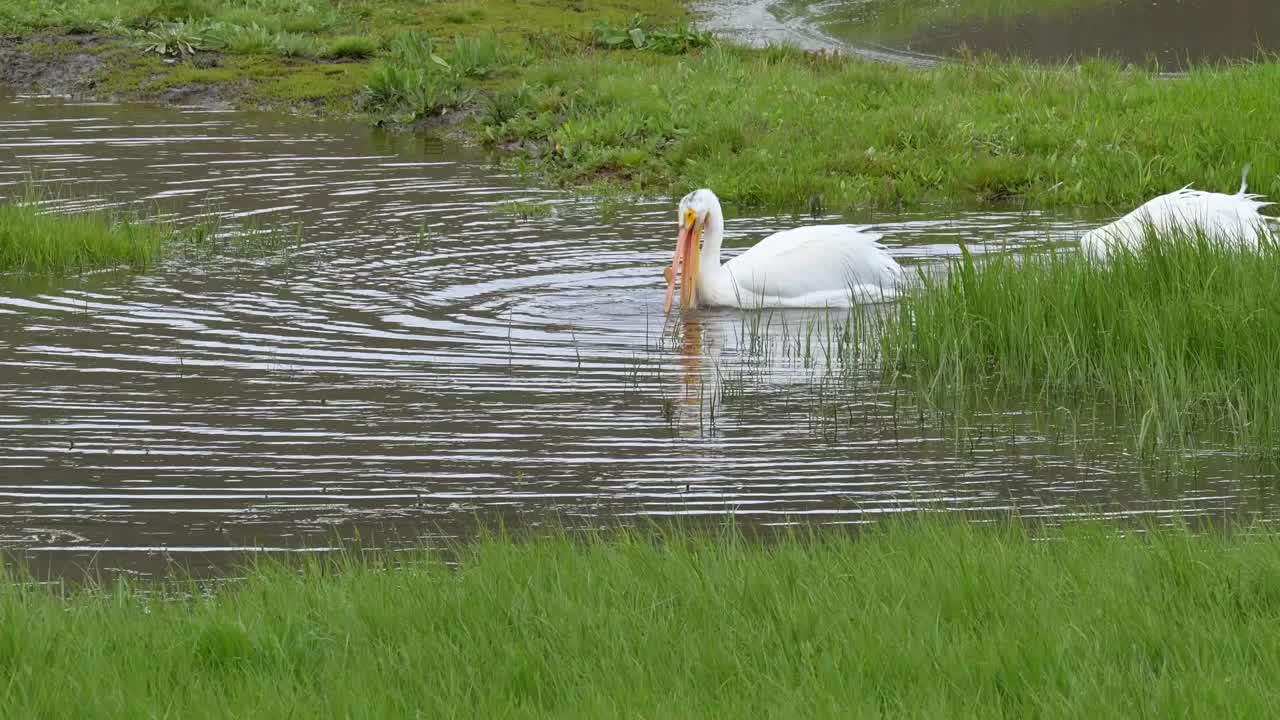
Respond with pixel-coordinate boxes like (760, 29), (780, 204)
(1081, 167), (1276, 260)
(663, 189), (904, 313)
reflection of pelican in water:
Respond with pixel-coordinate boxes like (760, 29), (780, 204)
(661, 302), (898, 435)
(678, 315), (704, 399)
(670, 315), (713, 426)
(664, 189), (904, 313)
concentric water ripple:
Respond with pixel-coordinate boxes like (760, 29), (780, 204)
(0, 96), (1272, 576)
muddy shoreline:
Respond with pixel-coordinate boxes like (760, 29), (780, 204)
(0, 35), (109, 98)
(0, 34), (468, 133)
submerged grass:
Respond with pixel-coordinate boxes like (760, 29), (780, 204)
(878, 231), (1280, 453)
(6, 520), (1280, 717)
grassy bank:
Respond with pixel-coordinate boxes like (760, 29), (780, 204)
(2, 1), (1279, 211)
(876, 233), (1280, 453)
(6, 521), (1280, 717)
(489, 52), (1280, 209)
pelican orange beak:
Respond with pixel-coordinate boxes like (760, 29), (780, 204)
(664, 210), (702, 314)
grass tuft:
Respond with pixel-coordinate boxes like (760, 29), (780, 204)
(0, 189), (171, 274)
(322, 34), (377, 60)
(363, 62), (467, 119)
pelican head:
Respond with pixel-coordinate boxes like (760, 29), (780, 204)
(664, 189), (723, 313)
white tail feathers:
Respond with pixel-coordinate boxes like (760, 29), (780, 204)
(1081, 169), (1275, 260)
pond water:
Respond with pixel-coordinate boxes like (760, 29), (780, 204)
(712, 0), (1280, 71)
(1, 96), (1275, 577)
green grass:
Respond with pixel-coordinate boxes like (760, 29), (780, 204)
(322, 34), (378, 60)
(875, 231), (1280, 454)
(482, 50), (1280, 210)
(6, 520), (1280, 717)
(0, 192), (173, 273)
(0, 187), (302, 273)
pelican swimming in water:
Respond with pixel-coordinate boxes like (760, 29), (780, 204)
(1081, 168), (1276, 260)
(663, 189), (903, 312)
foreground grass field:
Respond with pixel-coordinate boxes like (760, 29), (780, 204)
(4, 521), (1280, 717)
(1, 0), (1278, 210)
(875, 232), (1280, 453)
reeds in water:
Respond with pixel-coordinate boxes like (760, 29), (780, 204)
(880, 229), (1280, 453)
(0, 188), (173, 274)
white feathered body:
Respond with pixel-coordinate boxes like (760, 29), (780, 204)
(1081, 181), (1275, 260)
(697, 225), (903, 308)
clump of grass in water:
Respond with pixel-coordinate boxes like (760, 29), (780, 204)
(0, 188), (174, 274)
(880, 229), (1280, 454)
(492, 200), (552, 219)
(171, 214), (304, 262)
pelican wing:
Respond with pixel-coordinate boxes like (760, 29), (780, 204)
(721, 225), (903, 305)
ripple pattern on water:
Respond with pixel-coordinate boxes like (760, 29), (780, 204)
(0, 96), (1271, 575)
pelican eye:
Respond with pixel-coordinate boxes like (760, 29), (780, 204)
(684, 208), (697, 228)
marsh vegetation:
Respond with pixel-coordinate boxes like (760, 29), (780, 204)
(880, 233), (1280, 452)
(0, 183), (303, 274)
(0, 187), (176, 274)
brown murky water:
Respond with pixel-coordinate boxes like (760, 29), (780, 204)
(1, 96), (1275, 577)
(735, 0), (1280, 70)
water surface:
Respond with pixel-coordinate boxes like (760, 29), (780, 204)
(725, 0), (1280, 70)
(0, 96), (1274, 577)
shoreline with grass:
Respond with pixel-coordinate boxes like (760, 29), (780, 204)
(0, 0), (1277, 212)
(5, 520), (1280, 716)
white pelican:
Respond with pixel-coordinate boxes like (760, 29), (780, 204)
(662, 189), (903, 312)
(1081, 168), (1276, 260)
